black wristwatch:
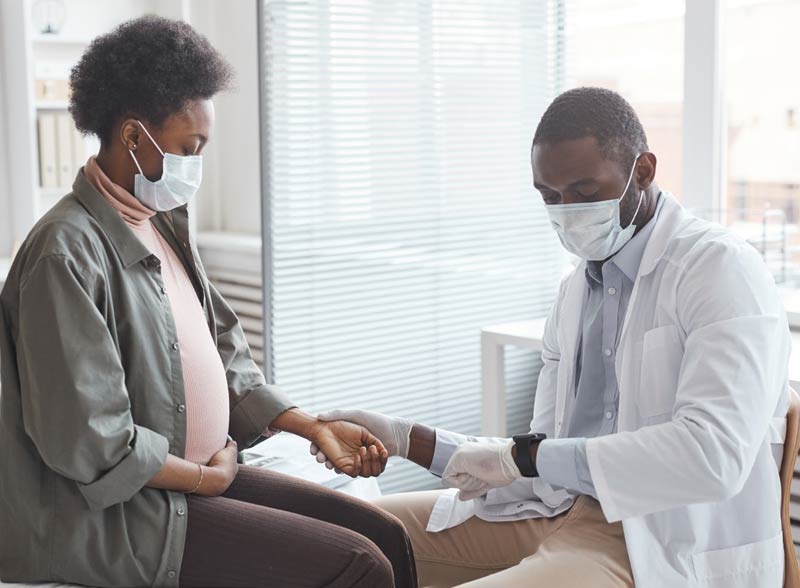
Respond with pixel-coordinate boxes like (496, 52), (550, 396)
(512, 433), (547, 477)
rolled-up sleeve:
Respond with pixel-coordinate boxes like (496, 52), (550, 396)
(430, 429), (475, 477)
(536, 438), (597, 498)
(17, 254), (168, 511)
(207, 281), (296, 447)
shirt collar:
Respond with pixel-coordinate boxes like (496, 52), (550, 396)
(585, 191), (665, 285)
(72, 167), (191, 268)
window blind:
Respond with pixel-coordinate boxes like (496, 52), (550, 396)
(259, 0), (567, 492)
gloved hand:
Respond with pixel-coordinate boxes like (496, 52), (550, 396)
(310, 409), (414, 471)
(441, 440), (520, 501)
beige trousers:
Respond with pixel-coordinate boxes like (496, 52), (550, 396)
(373, 491), (633, 588)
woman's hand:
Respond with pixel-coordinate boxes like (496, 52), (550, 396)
(195, 439), (239, 496)
(308, 419), (389, 478)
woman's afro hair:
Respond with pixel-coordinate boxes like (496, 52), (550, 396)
(69, 15), (234, 144)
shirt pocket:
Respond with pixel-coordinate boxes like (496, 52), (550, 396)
(637, 324), (683, 419)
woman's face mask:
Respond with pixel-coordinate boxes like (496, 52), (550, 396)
(128, 120), (203, 211)
(545, 154), (644, 261)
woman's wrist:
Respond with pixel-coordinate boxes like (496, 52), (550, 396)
(188, 464), (204, 494)
(270, 407), (321, 440)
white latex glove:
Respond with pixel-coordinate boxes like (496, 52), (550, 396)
(310, 409), (414, 471)
(441, 440), (521, 501)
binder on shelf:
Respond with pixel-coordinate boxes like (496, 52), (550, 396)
(37, 113), (58, 188)
(71, 126), (86, 174)
(56, 112), (74, 187)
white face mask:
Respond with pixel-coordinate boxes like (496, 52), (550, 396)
(127, 120), (203, 211)
(545, 154), (644, 261)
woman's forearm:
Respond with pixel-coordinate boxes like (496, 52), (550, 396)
(270, 407), (320, 439)
(147, 454), (208, 493)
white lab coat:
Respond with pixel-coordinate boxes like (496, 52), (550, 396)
(429, 192), (793, 587)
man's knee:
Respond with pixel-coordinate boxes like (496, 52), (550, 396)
(373, 490), (441, 536)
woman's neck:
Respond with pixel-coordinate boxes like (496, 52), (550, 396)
(95, 145), (137, 194)
(84, 155), (155, 225)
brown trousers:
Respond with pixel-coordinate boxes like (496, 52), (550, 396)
(374, 491), (633, 588)
(179, 465), (417, 588)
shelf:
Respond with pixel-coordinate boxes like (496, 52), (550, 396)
(31, 33), (91, 46)
(35, 100), (69, 110)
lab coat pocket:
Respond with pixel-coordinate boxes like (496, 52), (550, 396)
(638, 325), (683, 418)
(691, 533), (783, 585)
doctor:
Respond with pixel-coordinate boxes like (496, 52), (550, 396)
(313, 87), (793, 587)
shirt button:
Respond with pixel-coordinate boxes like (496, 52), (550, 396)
(177, 506), (185, 516)
(177, 404), (186, 413)
(605, 411), (614, 419)
(167, 570), (176, 579)
(161, 286), (167, 295)
(607, 287), (617, 295)
(172, 341), (179, 350)
(603, 347), (613, 357)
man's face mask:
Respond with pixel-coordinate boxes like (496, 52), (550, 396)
(128, 120), (203, 211)
(545, 154), (644, 261)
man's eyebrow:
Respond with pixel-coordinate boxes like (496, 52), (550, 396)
(566, 178), (597, 188)
(534, 177), (597, 191)
(188, 133), (207, 142)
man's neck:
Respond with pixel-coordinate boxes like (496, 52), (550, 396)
(631, 186), (661, 238)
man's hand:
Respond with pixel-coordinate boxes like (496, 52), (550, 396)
(442, 440), (520, 500)
(309, 409), (414, 474)
(315, 409), (413, 457)
(308, 419), (389, 478)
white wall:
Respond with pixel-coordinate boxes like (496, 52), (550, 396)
(190, 0), (262, 236)
(0, 42), (12, 259)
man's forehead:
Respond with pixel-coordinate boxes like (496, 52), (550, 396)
(532, 137), (610, 188)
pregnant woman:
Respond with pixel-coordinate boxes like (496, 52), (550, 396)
(0, 16), (416, 588)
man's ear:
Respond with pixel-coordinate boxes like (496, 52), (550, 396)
(635, 152), (657, 190)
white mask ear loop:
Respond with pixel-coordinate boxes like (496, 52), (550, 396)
(133, 119), (165, 157)
(128, 148), (145, 175)
(622, 153), (644, 230)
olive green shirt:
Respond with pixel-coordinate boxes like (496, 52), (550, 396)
(0, 169), (295, 586)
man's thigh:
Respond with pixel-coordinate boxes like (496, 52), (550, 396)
(373, 490), (569, 588)
(452, 496), (633, 588)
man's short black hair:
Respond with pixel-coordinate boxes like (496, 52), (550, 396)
(69, 15), (234, 144)
(532, 87), (648, 169)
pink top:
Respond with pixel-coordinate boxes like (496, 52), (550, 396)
(83, 156), (229, 465)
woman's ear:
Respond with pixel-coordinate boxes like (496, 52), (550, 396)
(119, 119), (142, 152)
(636, 151), (657, 190)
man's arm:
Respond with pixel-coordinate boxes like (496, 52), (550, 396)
(407, 423), (436, 470)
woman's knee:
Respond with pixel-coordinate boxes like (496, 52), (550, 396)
(346, 535), (395, 588)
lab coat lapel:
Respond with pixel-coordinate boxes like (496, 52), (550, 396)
(615, 193), (685, 430)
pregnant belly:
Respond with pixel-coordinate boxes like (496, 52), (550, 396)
(181, 349), (231, 465)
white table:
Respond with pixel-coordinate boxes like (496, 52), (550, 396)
(480, 318), (547, 436)
(481, 319), (800, 437)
